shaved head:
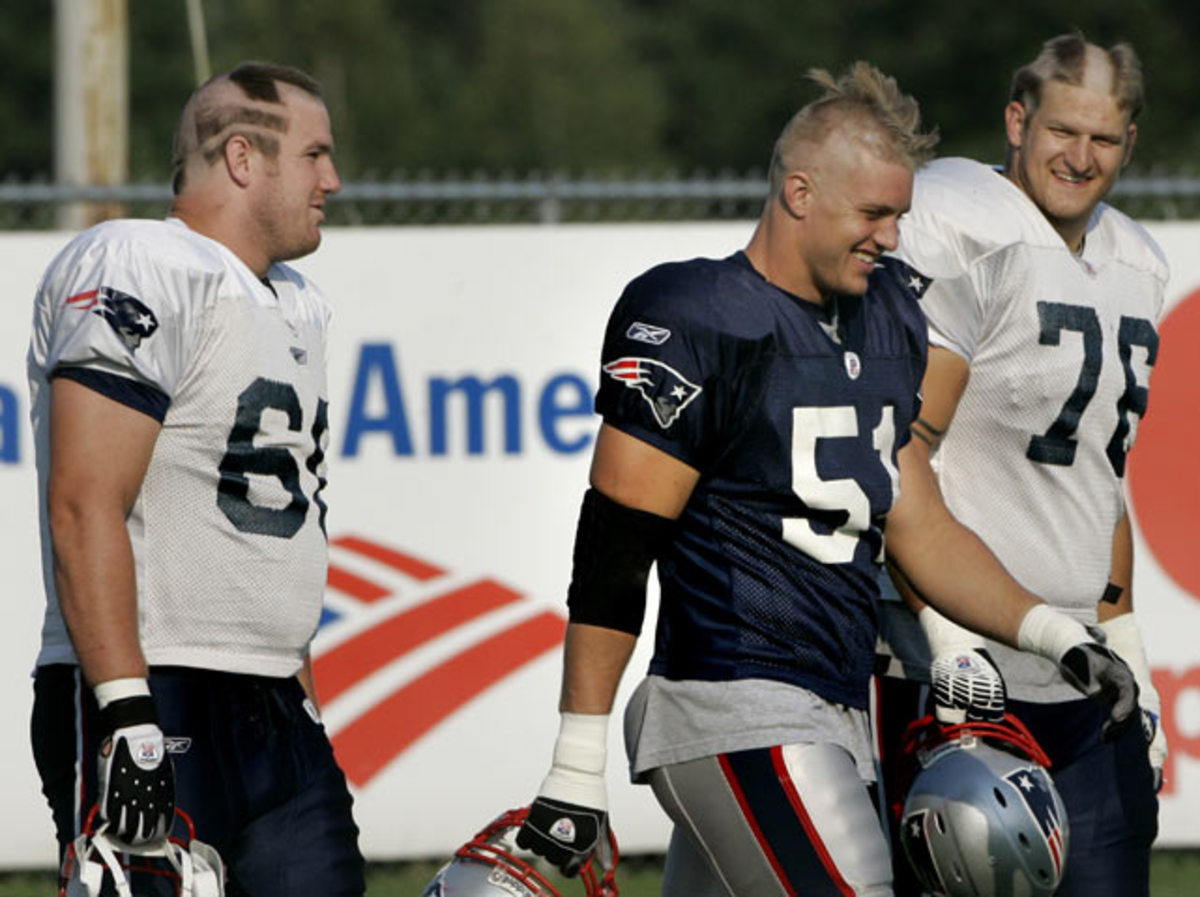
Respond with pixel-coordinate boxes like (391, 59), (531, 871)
(172, 62), (323, 195)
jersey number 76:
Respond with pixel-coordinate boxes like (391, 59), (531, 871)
(1026, 302), (1158, 477)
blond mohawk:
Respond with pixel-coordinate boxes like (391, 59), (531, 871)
(769, 61), (938, 193)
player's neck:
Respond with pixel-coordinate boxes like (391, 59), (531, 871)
(744, 216), (825, 306)
(171, 200), (272, 277)
(1046, 216), (1088, 254)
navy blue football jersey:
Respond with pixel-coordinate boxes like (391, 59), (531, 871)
(597, 251), (929, 708)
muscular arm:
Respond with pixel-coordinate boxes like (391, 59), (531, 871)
(519, 423), (699, 865)
(908, 346), (970, 458)
(558, 423), (699, 715)
(886, 345), (970, 614)
(48, 377), (160, 687)
(889, 345), (1140, 733)
(886, 425), (1040, 649)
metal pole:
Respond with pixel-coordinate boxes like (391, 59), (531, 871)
(185, 0), (211, 86)
(54, 0), (129, 230)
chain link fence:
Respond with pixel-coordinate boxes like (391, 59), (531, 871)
(4, 170), (1200, 228)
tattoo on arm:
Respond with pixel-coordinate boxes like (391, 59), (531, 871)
(911, 417), (945, 449)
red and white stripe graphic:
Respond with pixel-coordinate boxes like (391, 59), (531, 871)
(313, 535), (565, 787)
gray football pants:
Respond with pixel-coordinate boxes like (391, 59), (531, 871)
(649, 741), (894, 896)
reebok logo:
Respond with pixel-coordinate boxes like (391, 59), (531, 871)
(626, 321), (671, 345)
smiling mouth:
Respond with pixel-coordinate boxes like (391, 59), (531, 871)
(852, 250), (879, 266)
(1053, 170), (1091, 185)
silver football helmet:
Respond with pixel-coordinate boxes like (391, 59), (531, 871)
(899, 715), (1068, 897)
(61, 805), (225, 897)
(421, 806), (618, 897)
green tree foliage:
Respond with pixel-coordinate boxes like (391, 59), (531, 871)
(5, 0), (1200, 183)
(0, 5), (52, 179)
(449, 0), (667, 172)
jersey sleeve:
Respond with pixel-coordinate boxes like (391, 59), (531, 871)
(38, 226), (199, 410)
(895, 207), (985, 361)
(595, 261), (767, 472)
(873, 256), (933, 447)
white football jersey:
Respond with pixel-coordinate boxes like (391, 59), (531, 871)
(29, 218), (332, 678)
(893, 158), (1168, 700)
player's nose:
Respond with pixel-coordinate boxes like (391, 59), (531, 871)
(321, 159), (342, 195)
(1063, 137), (1093, 175)
(876, 216), (901, 252)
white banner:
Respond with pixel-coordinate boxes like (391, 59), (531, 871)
(0, 221), (1197, 869)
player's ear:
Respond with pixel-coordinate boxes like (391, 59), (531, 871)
(1121, 122), (1138, 169)
(780, 170), (812, 220)
(1003, 101), (1027, 150)
(223, 134), (254, 188)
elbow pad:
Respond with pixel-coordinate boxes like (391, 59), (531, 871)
(566, 488), (674, 636)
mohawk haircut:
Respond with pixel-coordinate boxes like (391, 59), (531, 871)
(171, 62), (324, 195)
(768, 62), (939, 194)
(1009, 32), (1144, 121)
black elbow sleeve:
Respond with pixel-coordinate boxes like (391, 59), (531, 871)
(565, 487), (674, 636)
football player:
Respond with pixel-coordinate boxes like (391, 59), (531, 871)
(876, 33), (1166, 897)
(29, 62), (364, 896)
(516, 62), (1138, 896)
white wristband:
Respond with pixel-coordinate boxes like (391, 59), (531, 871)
(919, 606), (985, 655)
(551, 712), (608, 775)
(93, 678), (151, 711)
(1017, 604), (1091, 664)
(539, 712), (609, 808)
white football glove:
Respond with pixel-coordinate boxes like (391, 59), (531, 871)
(94, 680), (175, 845)
(1100, 613), (1168, 791)
(1018, 605), (1139, 739)
(517, 712), (609, 877)
(920, 607), (1007, 725)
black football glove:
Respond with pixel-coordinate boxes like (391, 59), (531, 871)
(516, 796), (608, 877)
(1059, 643), (1139, 740)
(930, 647), (1007, 725)
(96, 694), (175, 844)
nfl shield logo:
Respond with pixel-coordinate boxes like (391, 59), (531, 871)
(550, 817), (577, 843)
(844, 351), (861, 380)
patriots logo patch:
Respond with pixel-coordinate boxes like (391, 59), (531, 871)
(1006, 765), (1066, 876)
(66, 285), (159, 351)
(626, 321), (672, 345)
(602, 356), (701, 428)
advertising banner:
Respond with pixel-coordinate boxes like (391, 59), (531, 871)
(0, 221), (1196, 867)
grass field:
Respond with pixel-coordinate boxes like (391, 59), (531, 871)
(4, 850), (1198, 895)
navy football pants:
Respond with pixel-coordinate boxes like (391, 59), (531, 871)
(877, 676), (1158, 897)
(32, 664), (366, 896)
